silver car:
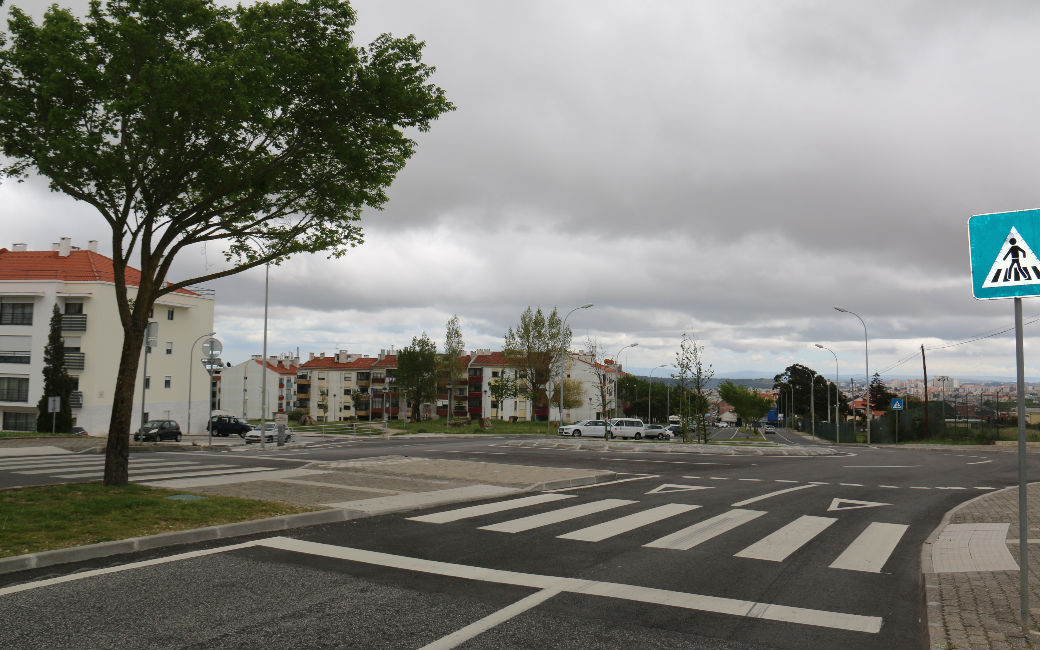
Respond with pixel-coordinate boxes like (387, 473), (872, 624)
(558, 419), (612, 438)
(245, 422), (293, 444)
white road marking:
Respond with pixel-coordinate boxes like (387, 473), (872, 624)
(839, 483), (863, 487)
(975, 487), (996, 490)
(878, 485), (899, 489)
(142, 467), (326, 488)
(18, 460), (205, 475)
(645, 484), (711, 495)
(259, 537), (883, 633)
(558, 504), (701, 542)
(829, 522), (909, 573)
(774, 479), (798, 483)
(909, 487), (930, 490)
(408, 494), (576, 524)
(731, 484), (818, 507)
(0, 456), (108, 468)
(738, 478), (762, 482)
(967, 460), (992, 465)
(735, 515), (837, 562)
(53, 464), (242, 479)
(548, 474), (658, 491)
(419, 587), (565, 650)
(644, 509), (766, 550)
(480, 499), (636, 533)
(828, 499), (890, 511)
(843, 465), (918, 468)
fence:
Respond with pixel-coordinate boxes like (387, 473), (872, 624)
(801, 403), (1000, 444)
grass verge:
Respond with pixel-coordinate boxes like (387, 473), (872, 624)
(0, 483), (317, 559)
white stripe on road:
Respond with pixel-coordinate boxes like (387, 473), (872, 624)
(829, 522), (909, 573)
(53, 464), (241, 479)
(143, 468), (328, 488)
(418, 587), (564, 650)
(967, 461), (992, 465)
(558, 504), (700, 542)
(548, 474), (658, 491)
(730, 484), (818, 507)
(644, 509), (766, 550)
(735, 515), (836, 562)
(18, 460), (204, 475)
(408, 494), (576, 524)
(479, 499), (636, 533)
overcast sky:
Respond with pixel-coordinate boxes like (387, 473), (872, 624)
(5, 0), (1040, 382)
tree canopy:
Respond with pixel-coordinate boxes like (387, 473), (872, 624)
(396, 333), (437, 422)
(0, 0), (453, 483)
(504, 307), (571, 421)
(718, 380), (773, 426)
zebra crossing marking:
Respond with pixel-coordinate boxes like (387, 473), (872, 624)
(53, 464), (240, 479)
(17, 460), (205, 475)
(829, 522), (909, 573)
(730, 484), (818, 507)
(645, 483), (711, 495)
(734, 515), (837, 562)
(408, 494), (576, 524)
(558, 504), (700, 542)
(644, 509), (766, 551)
(479, 499), (636, 534)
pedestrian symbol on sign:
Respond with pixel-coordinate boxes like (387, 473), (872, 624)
(890, 398), (904, 411)
(982, 227), (1040, 289)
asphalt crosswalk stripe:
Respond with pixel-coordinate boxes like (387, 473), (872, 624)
(734, 515), (837, 562)
(408, 494), (576, 524)
(644, 509), (766, 550)
(828, 522), (909, 573)
(123, 467), (278, 482)
(53, 464), (240, 479)
(16, 461), (202, 474)
(479, 499), (636, 534)
(558, 504), (700, 542)
(730, 484), (818, 507)
(0, 457), (116, 468)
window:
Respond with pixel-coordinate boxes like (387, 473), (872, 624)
(167, 308), (174, 321)
(2, 411), (34, 431)
(64, 302), (83, 315)
(343, 388), (351, 395)
(0, 350), (29, 364)
(0, 303), (33, 325)
(492, 371), (500, 378)
(70, 376), (79, 391)
(165, 342), (173, 355)
(0, 376), (29, 402)
(144, 376), (151, 390)
(62, 336), (81, 352)
(164, 376), (172, 389)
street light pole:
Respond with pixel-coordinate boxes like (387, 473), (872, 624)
(816, 343), (839, 443)
(260, 263), (270, 450)
(611, 343), (638, 418)
(560, 303), (593, 426)
(835, 306), (870, 444)
(809, 368), (816, 439)
(648, 364), (668, 423)
(187, 331), (216, 437)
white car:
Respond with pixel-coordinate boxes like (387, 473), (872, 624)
(245, 422), (293, 444)
(609, 418), (647, 440)
(643, 424), (673, 440)
(558, 420), (612, 438)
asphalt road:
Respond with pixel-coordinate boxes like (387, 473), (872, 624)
(1, 432), (1034, 649)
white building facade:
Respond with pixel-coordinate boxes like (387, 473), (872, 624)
(218, 354), (299, 424)
(0, 238), (215, 435)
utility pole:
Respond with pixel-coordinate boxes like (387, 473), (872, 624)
(921, 345), (930, 438)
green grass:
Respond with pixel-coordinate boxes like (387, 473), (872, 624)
(0, 483), (316, 558)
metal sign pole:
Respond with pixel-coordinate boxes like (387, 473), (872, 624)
(1016, 297), (1029, 626)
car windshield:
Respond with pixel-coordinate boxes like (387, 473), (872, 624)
(142, 421), (164, 429)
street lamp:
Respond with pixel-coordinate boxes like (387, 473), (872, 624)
(560, 303), (593, 426)
(611, 343), (638, 418)
(648, 364), (668, 423)
(808, 367), (816, 439)
(835, 306), (870, 444)
(259, 263), (270, 450)
(816, 343), (840, 443)
(187, 331), (216, 438)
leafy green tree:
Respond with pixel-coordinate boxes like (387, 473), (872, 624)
(583, 338), (616, 436)
(317, 387), (329, 422)
(549, 378), (584, 411)
(685, 334), (714, 443)
(718, 381), (773, 428)
(397, 333), (438, 422)
(488, 369), (519, 420)
(0, 0), (452, 483)
(36, 305), (73, 433)
(504, 307), (571, 421)
(869, 372), (898, 412)
(441, 316), (465, 422)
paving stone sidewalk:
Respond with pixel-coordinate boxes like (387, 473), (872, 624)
(925, 482), (1040, 649)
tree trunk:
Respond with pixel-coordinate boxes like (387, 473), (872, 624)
(103, 324), (145, 485)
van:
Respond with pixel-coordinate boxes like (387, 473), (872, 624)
(609, 418), (646, 440)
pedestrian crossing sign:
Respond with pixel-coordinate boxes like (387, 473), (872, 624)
(890, 398), (904, 410)
(969, 209), (1040, 299)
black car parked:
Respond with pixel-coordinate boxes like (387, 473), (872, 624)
(134, 420), (182, 442)
(207, 415), (252, 438)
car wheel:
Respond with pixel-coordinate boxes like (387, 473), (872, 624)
(634, 432), (642, 440)
(658, 433), (667, 440)
(175, 433), (182, 442)
(573, 431), (581, 437)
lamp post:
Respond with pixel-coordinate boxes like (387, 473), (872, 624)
(816, 344), (840, 443)
(809, 368), (816, 439)
(140, 321), (158, 434)
(835, 306), (870, 444)
(560, 303), (593, 426)
(611, 343), (638, 418)
(648, 364), (668, 423)
(259, 263), (270, 450)
(186, 331), (216, 437)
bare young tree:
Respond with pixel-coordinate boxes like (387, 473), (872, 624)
(441, 315), (466, 423)
(583, 338), (617, 438)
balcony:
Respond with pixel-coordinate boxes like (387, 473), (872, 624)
(70, 391), (83, 408)
(65, 351), (85, 370)
(371, 376), (385, 384)
(61, 314), (87, 331)
(0, 350), (30, 364)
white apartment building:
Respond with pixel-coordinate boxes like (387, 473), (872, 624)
(218, 354), (298, 424)
(0, 238), (215, 435)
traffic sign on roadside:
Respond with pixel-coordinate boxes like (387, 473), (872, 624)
(969, 209), (1040, 300)
(890, 398), (904, 411)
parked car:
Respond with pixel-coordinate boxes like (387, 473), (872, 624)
(245, 422), (293, 444)
(134, 420), (182, 442)
(667, 424), (684, 437)
(71, 426), (88, 436)
(207, 415), (253, 438)
(610, 418), (647, 440)
(558, 419), (612, 438)
(643, 424), (673, 440)
(763, 424), (776, 434)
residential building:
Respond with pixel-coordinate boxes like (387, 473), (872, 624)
(296, 350), (379, 422)
(217, 354), (298, 426)
(0, 238), (215, 434)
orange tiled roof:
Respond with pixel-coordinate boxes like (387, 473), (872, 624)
(0, 248), (197, 295)
(256, 359), (298, 375)
(471, 351), (515, 366)
(299, 356), (379, 370)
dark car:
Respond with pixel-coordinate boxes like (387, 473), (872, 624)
(71, 426), (88, 436)
(207, 415), (252, 438)
(134, 420), (182, 442)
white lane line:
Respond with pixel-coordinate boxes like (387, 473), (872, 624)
(735, 516), (837, 562)
(731, 484), (818, 507)
(0, 457), (107, 468)
(128, 466), (280, 481)
(844, 465), (918, 468)
(140, 468), (326, 488)
(53, 464), (241, 479)
(258, 537), (882, 633)
(774, 479), (798, 483)
(738, 478), (762, 482)
(967, 461), (993, 465)
(910, 487), (931, 490)
(558, 504), (701, 542)
(839, 483), (864, 487)
(17, 460), (203, 475)
(644, 509), (766, 550)
(548, 474), (658, 491)
(419, 587), (565, 650)
(878, 485), (899, 489)
(829, 522), (909, 573)
(976, 487), (996, 490)
(408, 494), (576, 524)
(479, 499), (636, 534)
